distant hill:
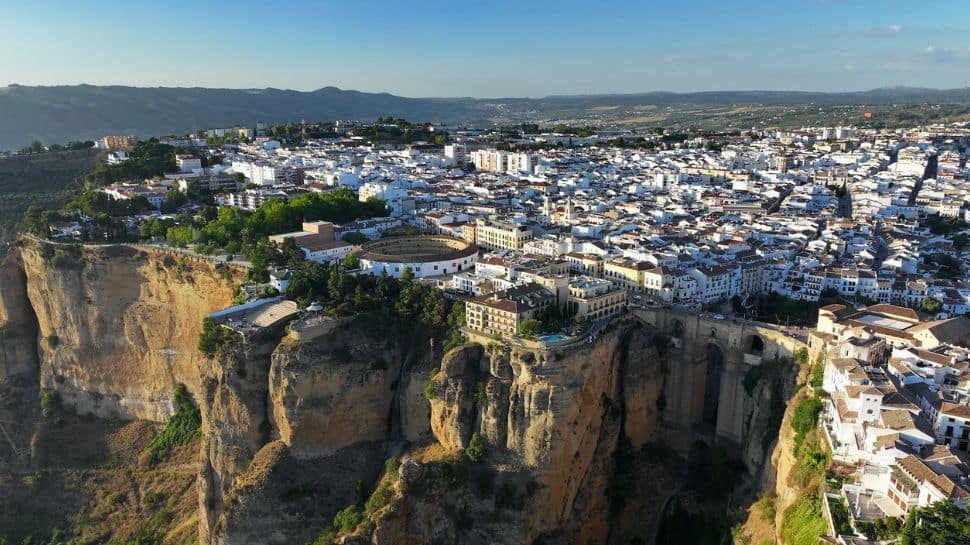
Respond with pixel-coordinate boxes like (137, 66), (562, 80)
(0, 148), (102, 251)
(0, 85), (483, 150)
(3, 84), (970, 149)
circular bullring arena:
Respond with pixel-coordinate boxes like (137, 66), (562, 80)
(358, 235), (478, 278)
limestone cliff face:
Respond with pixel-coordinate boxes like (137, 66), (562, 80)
(0, 250), (39, 466)
(201, 316), (667, 545)
(388, 317), (667, 545)
(770, 385), (813, 537)
(19, 242), (238, 422)
(0, 250), (37, 380)
(201, 317), (435, 545)
(1, 242), (809, 545)
(743, 360), (801, 479)
(198, 334), (279, 545)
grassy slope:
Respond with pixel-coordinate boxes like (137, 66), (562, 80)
(0, 149), (101, 247)
(0, 415), (200, 545)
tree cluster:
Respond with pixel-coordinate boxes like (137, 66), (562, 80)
(84, 138), (177, 187)
(353, 118), (444, 145)
(281, 256), (466, 352)
(900, 501), (970, 545)
(158, 189), (386, 257)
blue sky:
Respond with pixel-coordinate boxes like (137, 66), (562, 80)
(2, 0), (969, 97)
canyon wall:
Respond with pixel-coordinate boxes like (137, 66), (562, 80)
(19, 242), (238, 423)
(0, 240), (809, 545)
(0, 250), (39, 466)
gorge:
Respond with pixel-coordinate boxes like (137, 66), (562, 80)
(0, 239), (813, 545)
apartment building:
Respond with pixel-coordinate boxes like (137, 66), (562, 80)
(176, 154), (202, 173)
(465, 283), (555, 337)
(604, 258), (650, 292)
(689, 265), (731, 303)
(567, 277), (627, 321)
(475, 218), (534, 250)
(565, 252), (604, 277)
(471, 149), (507, 173)
(886, 455), (968, 516)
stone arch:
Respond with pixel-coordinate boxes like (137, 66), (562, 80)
(744, 334), (765, 356)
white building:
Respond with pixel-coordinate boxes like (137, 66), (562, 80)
(176, 155), (203, 173)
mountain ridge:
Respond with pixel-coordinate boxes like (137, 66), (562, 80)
(3, 84), (970, 149)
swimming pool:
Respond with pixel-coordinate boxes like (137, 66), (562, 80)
(539, 334), (566, 342)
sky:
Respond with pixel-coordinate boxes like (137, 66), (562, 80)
(1, 0), (969, 97)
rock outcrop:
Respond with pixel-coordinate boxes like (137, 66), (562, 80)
(19, 242), (238, 422)
(0, 250), (39, 467)
(199, 314), (438, 545)
(0, 241), (811, 545)
(382, 317), (667, 545)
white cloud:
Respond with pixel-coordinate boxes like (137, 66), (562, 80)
(922, 45), (968, 63)
(862, 24), (904, 35)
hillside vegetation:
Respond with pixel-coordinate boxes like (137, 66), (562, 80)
(0, 149), (102, 250)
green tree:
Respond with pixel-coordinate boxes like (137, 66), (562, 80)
(518, 319), (542, 339)
(341, 231), (368, 244)
(900, 501), (970, 545)
(376, 268), (398, 302)
(421, 288), (449, 328)
(443, 303), (467, 352)
(144, 383), (202, 465)
(166, 225), (202, 247)
(22, 205), (53, 237)
(243, 239), (275, 283)
(198, 318), (236, 357)
(280, 237), (305, 267)
(926, 253), (963, 279)
(354, 285), (367, 308)
(953, 233), (969, 253)
(466, 432), (486, 462)
(160, 189), (188, 213)
(921, 296), (943, 315)
(342, 252), (360, 269)
(327, 265), (343, 300)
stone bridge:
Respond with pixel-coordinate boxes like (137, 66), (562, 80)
(633, 307), (807, 453)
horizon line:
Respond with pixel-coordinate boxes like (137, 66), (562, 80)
(3, 82), (968, 101)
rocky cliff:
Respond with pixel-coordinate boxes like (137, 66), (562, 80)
(196, 311), (438, 545)
(373, 317), (669, 545)
(11, 242), (238, 424)
(0, 241), (807, 545)
(0, 250), (40, 466)
(0, 241), (241, 543)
